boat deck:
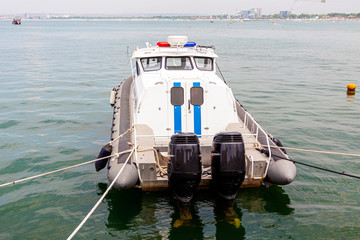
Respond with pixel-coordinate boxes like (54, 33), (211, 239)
(137, 119), (269, 191)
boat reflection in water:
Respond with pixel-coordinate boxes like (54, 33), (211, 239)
(97, 183), (142, 231)
(213, 200), (245, 240)
(97, 184), (293, 239)
(169, 200), (204, 240)
(238, 185), (294, 216)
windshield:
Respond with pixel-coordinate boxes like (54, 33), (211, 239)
(194, 57), (213, 71)
(140, 57), (162, 71)
(166, 57), (193, 70)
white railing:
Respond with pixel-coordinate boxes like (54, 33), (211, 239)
(243, 111), (272, 178)
(130, 59), (136, 77)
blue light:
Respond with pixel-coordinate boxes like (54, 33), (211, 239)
(184, 41), (196, 47)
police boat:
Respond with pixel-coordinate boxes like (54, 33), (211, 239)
(96, 36), (297, 208)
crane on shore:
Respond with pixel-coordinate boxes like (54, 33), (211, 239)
(291, 0), (326, 11)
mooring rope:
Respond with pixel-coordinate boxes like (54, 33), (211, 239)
(67, 147), (135, 240)
(263, 145), (360, 158)
(108, 127), (132, 146)
(0, 154), (117, 188)
(0, 125), (134, 189)
(258, 146), (360, 180)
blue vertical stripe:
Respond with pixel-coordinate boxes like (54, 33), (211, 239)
(173, 82), (182, 134)
(193, 82), (201, 136)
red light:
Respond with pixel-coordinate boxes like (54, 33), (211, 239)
(157, 41), (170, 47)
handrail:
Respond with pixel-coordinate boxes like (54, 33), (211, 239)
(130, 58), (135, 77)
(135, 133), (258, 138)
(243, 111), (272, 176)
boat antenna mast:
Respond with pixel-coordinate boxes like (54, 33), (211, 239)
(215, 62), (227, 85)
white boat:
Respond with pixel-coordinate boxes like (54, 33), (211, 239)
(96, 36), (296, 207)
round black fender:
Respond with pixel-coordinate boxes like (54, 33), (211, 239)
(95, 143), (112, 172)
(272, 138), (287, 154)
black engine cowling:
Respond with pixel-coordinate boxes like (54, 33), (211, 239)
(211, 132), (246, 206)
(168, 133), (201, 206)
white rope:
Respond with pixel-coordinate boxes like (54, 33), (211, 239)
(0, 154), (116, 188)
(263, 145), (360, 157)
(0, 127), (134, 188)
(1, 123), (133, 188)
(108, 128), (132, 146)
(67, 147), (135, 240)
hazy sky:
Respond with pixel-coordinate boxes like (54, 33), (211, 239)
(1, 0), (360, 15)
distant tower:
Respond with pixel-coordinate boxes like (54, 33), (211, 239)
(255, 8), (262, 18)
(238, 8), (262, 19)
(280, 11), (292, 17)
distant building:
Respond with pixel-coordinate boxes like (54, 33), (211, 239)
(238, 8), (262, 19)
(280, 11), (292, 17)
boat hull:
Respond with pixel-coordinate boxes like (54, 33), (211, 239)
(104, 76), (296, 191)
(107, 76), (138, 190)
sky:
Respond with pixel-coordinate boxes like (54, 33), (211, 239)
(1, 0), (360, 15)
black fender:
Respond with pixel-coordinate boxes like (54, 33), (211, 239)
(95, 143), (112, 172)
(272, 138), (287, 154)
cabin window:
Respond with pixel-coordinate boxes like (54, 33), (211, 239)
(166, 57), (193, 70)
(194, 57), (213, 71)
(190, 87), (204, 105)
(170, 87), (184, 105)
(140, 57), (162, 71)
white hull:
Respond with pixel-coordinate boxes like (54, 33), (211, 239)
(106, 76), (296, 190)
(97, 36), (296, 195)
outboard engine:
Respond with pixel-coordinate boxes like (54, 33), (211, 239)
(211, 132), (246, 206)
(168, 133), (201, 207)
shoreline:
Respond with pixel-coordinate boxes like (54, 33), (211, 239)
(1, 18), (360, 22)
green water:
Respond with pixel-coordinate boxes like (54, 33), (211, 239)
(0, 20), (359, 239)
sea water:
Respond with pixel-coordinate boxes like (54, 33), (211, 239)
(0, 20), (360, 239)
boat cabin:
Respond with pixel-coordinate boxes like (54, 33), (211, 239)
(130, 36), (239, 144)
(12, 18), (21, 25)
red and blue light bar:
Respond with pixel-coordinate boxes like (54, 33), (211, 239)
(156, 41), (196, 47)
(184, 41), (196, 47)
(157, 41), (170, 47)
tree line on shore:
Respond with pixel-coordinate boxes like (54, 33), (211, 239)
(263, 12), (360, 19)
(131, 12), (360, 20)
(16, 12), (360, 20)
(134, 13), (360, 20)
